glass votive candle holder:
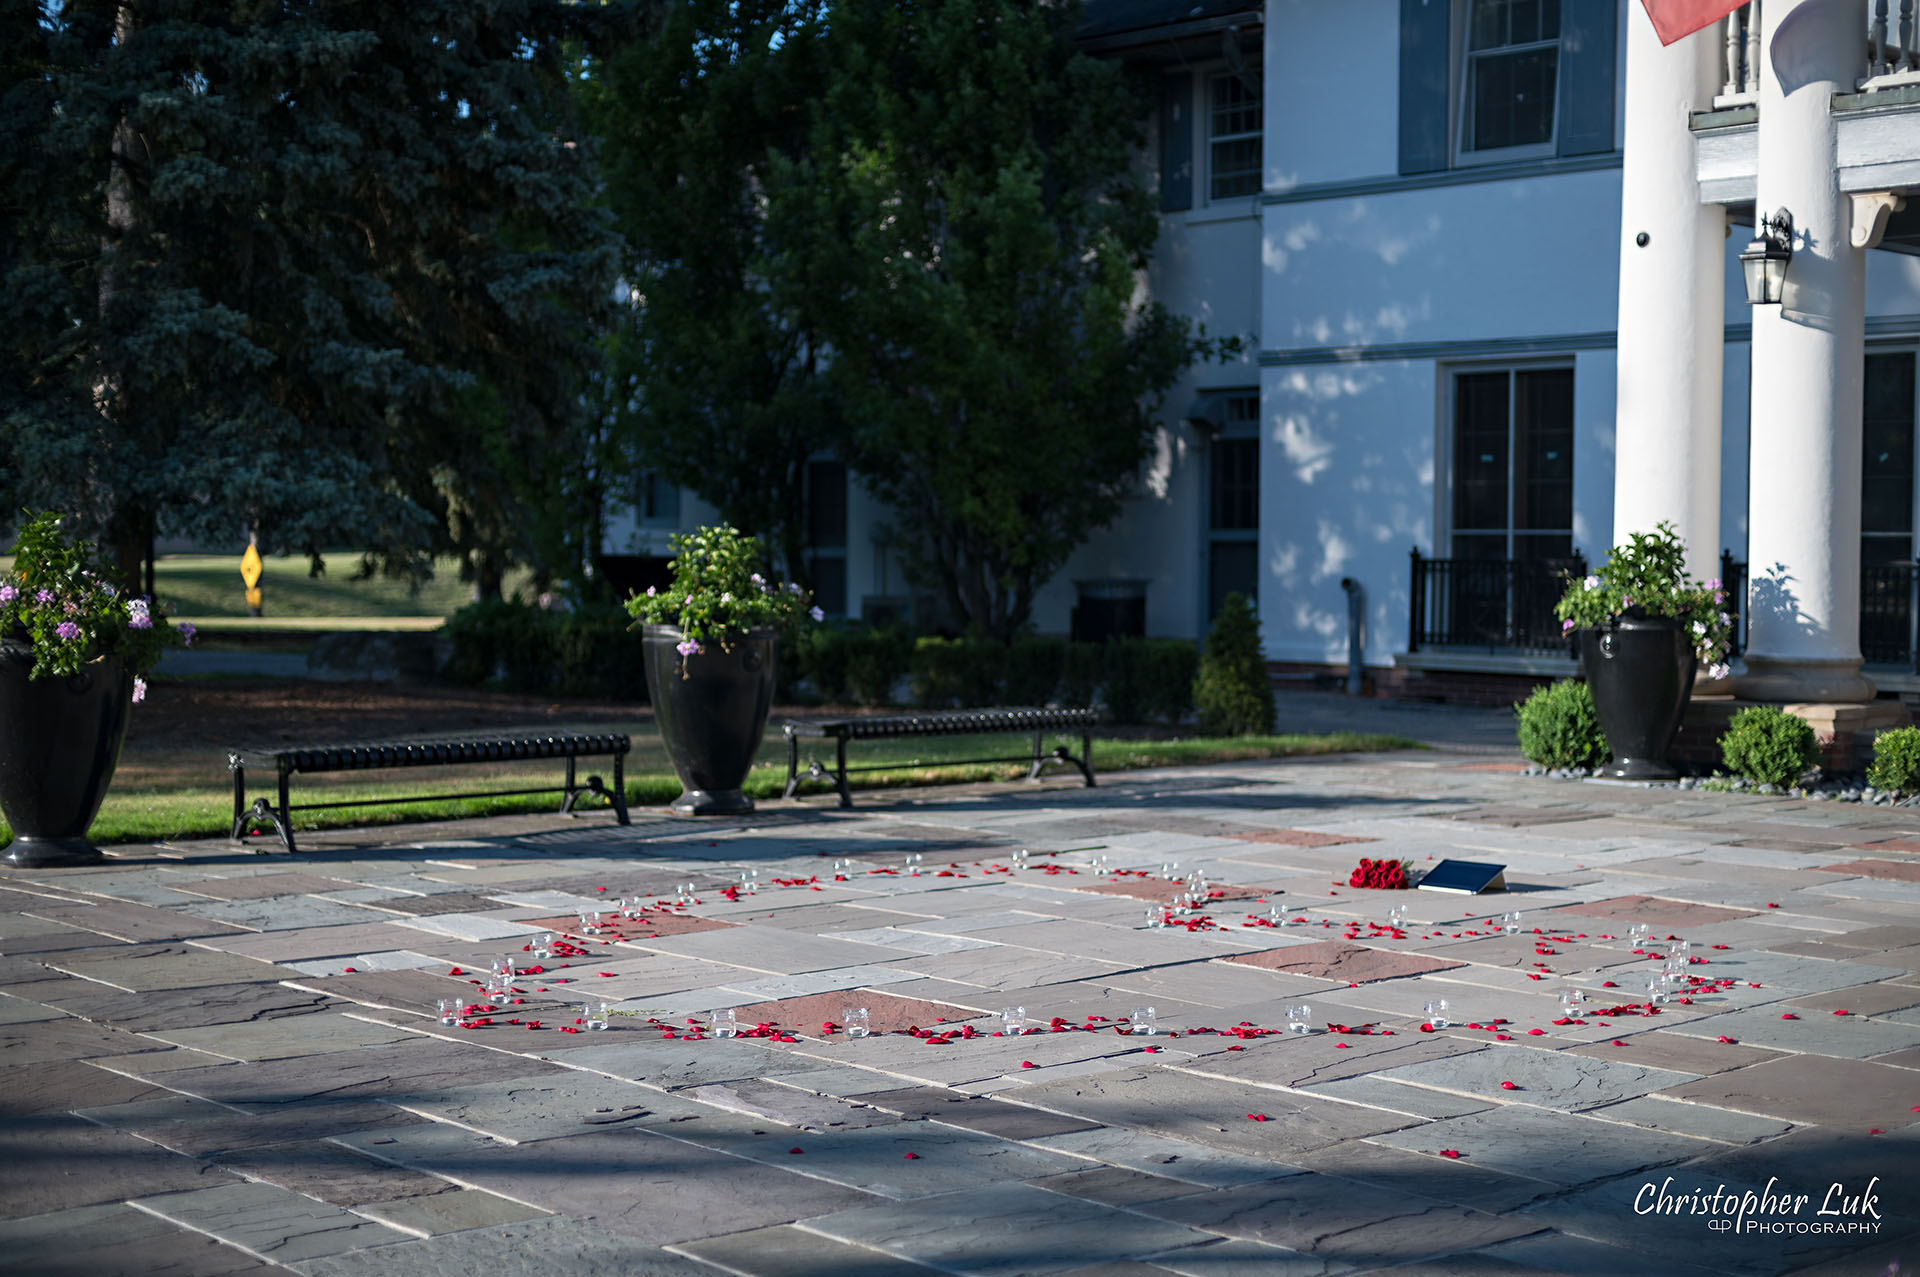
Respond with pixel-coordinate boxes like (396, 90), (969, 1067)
(492, 954), (516, 978)
(1559, 988), (1586, 1013)
(1187, 870), (1208, 895)
(738, 869), (758, 894)
(578, 908), (603, 936)
(487, 974), (511, 1005)
(844, 1007), (871, 1038)
(1000, 1005), (1027, 1034)
(710, 1009), (738, 1038)
(1388, 904), (1408, 928)
(531, 931), (554, 960)
(437, 997), (462, 1025)
(582, 1001), (610, 1031)
(1647, 973), (1671, 1004)
(1145, 905), (1166, 930)
(905, 853), (923, 876)
(1160, 861), (1181, 880)
(1285, 1004), (1313, 1035)
(1627, 923), (1651, 946)
(1502, 911), (1523, 935)
(1011, 848), (1029, 870)
(1090, 854), (1109, 874)
(1129, 1006), (1157, 1036)
(1423, 998), (1450, 1028)
(676, 882), (697, 907)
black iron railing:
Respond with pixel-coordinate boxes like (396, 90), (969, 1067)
(1407, 550), (1586, 657)
(1861, 560), (1920, 667)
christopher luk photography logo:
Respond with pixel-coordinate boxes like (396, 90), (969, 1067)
(1636, 1175), (1883, 1235)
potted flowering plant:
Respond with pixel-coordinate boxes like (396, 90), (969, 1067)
(1554, 521), (1731, 779)
(624, 524), (821, 815)
(0, 512), (193, 866)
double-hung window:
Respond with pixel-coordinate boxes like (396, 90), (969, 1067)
(1449, 366), (1574, 562)
(1460, 0), (1561, 157)
(1207, 73), (1262, 200)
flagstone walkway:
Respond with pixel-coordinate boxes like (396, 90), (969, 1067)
(3, 741), (1918, 1275)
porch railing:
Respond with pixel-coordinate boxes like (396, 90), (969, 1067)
(1718, 0), (1920, 106)
(1407, 550), (1586, 658)
(1410, 548), (1920, 672)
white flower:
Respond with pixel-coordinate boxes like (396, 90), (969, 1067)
(1708, 663), (1731, 680)
(749, 573), (764, 586)
(646, 586), (656, 597)
(1583, 575), (1600, 590)
(809, 606), (825, 622)
(132, 676), (146, 703)
(719, 592), (731, 603)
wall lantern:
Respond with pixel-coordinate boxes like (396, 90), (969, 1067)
(1740, 208), (1793, 305)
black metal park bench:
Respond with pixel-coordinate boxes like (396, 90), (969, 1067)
(782, 707), (1099, 809)
(230, 733), (630, 854)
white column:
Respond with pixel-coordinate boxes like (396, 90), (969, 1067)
(1614, 5), (1724, 581)
(1736, 0), (1873, 702)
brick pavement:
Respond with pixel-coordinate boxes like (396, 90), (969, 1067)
(1, 741), (1917, 1274)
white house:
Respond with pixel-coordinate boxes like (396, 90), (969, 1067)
(606, 0), (1920, 726)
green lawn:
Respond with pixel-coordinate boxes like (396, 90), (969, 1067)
(0, 553), (534, 620)
(19, 729), (1421, 848)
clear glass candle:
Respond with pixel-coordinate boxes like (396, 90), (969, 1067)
(1128, 1006), (1157, 1035)
(710, 1008), (738, 1038)
(1423, 998), (1450, 1028)
(1285, 1004), (1313, 1034)
(844, 1007), (871, 1038)
(583, 1001), (610, 1030)
(437, 998), (462, 1025)
(1000, 1005), (1027, 1034)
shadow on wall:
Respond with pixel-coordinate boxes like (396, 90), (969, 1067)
(1747, 562), (1825, 649)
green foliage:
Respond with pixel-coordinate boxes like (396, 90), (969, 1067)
(1867, 726), (1920, 797)
(0, 512), (187, 681)
(804, 2), (1234, 639)
(555, 603), (648, 701)
(1555, 522), (1733, 674)
(1514, 680), (1608, 770)
(624, 525), (817, 659)
(583, 0), (835, 583)
(1102, 640), (1199, 725)
(844, 627), (913, 707)
(1720, 706), (1820, 787)
(441, 599), (560, 694)
(1193, 594), (1275, 736)
(1, 2), (623, 588)
(1060, 641), (1104, 707)
(911, 638), (1006, 709)
(1004, 637), (1067, 706)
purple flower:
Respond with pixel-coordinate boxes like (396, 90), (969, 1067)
(179, 622), (196, 647)
(54, 621), (79, 641)
(127, 599), (152, 630)
(132, 676), (147, 704)
(676, 639), (701, 657)
(809, 606), (825, 622)
(33, 590), (52, 605)
(0, 585), (13, 604)
(1561, 619), (1574, 633)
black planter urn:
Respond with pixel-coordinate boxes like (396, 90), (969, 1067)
(642, 625), (776, 816)
(1579, 615), (1696, 781)
(0, 642), (133, 867)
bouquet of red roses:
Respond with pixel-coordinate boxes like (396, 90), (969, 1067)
(1349, 857), (1412, 889)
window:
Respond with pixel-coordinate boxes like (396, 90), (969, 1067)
(637, 470), (680, 525)
(1207, 393), (1260, 619)
(1449, 366), (1573, 561)
(1460, 0), (1560, 156)
(1862, 352), (1915, 565)
(1207, 73), (1262, 200)
(1397, 0), (1613, 176)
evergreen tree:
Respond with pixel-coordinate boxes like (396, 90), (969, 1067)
(0, 1), (627, 589)
(1194, 592), (1275, 736)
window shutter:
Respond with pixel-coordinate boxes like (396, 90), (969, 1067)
(1160, 73), (1193, 212)
(1556, 0), (1618, 156)
(1398, 0), (1451, 175)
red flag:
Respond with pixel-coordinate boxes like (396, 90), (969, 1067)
(1640, 0), (1749, 45)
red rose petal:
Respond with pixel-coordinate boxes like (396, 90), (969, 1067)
(1780, 1013), (1799, 1020)
(1227, 1044), (1244, 1051)
(788, 1147), (804, 1154)
(1334, 1042), (1351, 1049)
(1869, 1128), (1885, 1135)
(1832, 1009), (1850, 1016)
(1526, 1028), (1546, 1035)
(1020, 1061), (1037, 1069)
(1500, 1081), (1518, 1090)
(903, 1152), (920, 1159)
(1716, 1035), (1738, 1044)
(1247, 1113), (1269, 1121)
(1439, 1149), (1463, 1159)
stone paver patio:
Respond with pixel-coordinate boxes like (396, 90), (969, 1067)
(3, 725), (1918, 1274)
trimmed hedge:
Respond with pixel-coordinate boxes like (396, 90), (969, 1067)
(441, 598), (647, 700)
